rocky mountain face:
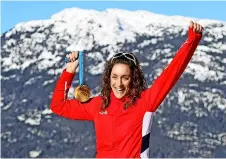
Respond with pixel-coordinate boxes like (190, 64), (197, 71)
(1, 8), (226, 158)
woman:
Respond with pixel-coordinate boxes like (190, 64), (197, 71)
(50, 21), (203, 158)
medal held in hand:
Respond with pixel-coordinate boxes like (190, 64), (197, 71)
(74, 51), (90, 102)
(65, 51), (91, 102)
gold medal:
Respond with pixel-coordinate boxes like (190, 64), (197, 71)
(74, 51), (90, 102)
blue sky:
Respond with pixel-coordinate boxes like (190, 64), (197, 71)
(1, 1), (226, 33)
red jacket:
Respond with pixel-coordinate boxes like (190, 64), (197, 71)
(50, 28), (202, 158)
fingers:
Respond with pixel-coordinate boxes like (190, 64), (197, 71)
(66, 51), (79, 62)
(190, 20), (203, 34)
(189, 21), (194, 29)
(194, 22), (197, 32)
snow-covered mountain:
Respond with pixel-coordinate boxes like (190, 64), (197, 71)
(1, 8), (226, 158)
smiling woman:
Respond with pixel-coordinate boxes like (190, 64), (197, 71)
(110, 64), (132, 99)
(50, 21), (203, 158)
(101, 53), (146, 110)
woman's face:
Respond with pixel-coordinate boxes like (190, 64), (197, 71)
(110, 63), (131, 99)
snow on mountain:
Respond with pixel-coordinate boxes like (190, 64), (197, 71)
(1, 8), (226, 158)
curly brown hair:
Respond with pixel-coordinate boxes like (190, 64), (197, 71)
(100, 53), (147, 111)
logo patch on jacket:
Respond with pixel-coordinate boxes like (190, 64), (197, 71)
(99, 110), (108, 115)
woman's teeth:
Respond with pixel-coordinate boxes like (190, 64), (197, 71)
(117, 88), (125, 92)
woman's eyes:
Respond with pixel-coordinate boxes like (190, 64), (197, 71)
(112, 76), (130, 80)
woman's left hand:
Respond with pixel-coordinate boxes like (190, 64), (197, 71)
(190, 21), (204, 34)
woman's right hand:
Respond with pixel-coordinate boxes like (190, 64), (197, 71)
(65, 51), (79, 73)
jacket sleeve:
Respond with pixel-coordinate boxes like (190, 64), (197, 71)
(142, 28), (202, 112)
(50, 69), (101, 121)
